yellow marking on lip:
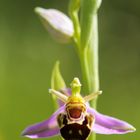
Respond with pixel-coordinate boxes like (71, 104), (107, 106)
(67, 95), (85, 104)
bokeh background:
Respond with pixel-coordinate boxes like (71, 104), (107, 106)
(0, 0), (140, 140)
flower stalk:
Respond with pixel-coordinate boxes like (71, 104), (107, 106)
(68, 0), (81, 47)
(69, 0), (101, 140)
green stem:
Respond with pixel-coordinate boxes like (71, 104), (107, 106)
(79, 47), (90, 95)
(80, 0), (100, 95)
(80, 1), (101, 140)
(87, 14), (99, 95)
(80, 14), (99, 105)
(69, 0), (81, 49)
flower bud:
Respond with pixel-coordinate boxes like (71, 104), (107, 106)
(35, 7), (74, 44)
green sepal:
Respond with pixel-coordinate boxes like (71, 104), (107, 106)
(51, 61), (66, 90)
(51, 61), (66, 109)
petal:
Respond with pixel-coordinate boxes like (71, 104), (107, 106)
(87, 107), (136, 134)
(22, 105), (65, 138)
(58, 88), (71, 107)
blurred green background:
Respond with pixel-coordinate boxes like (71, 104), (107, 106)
(0, 0), (139, 140)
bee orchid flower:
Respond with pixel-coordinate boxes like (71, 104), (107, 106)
(22, 78), (136, 139)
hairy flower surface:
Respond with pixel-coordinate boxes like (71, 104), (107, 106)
(22, 78), (135, 139)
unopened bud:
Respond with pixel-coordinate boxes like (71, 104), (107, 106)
(35, 7), (74, 44)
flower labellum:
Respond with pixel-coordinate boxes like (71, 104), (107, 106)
(22, 78), (136, 140)
(35, 7), (74, 44)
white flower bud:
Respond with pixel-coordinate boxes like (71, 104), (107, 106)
(35, 7), (74, 44)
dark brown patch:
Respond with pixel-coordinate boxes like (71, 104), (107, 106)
(57, 114), (68, 127)
(60, 123), (90, 140)
(82, 116), (88, 125)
